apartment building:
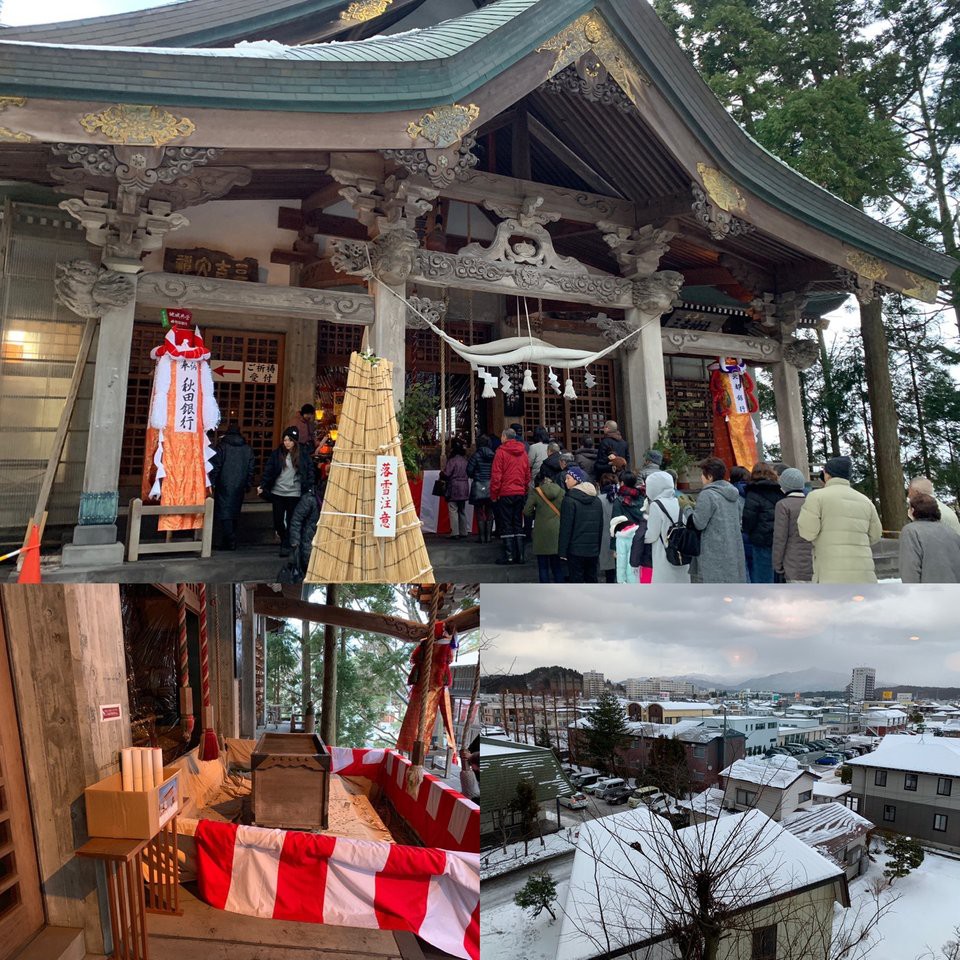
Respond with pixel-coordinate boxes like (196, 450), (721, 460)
(850, 667), (877, 702)
(582, 671), (605, 698)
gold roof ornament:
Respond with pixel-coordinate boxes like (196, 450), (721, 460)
(406, 103), (480, 149)
(341, 0), (393, 21)
(845, 249), (888, 282)
(0, 95), (32, 142)
(697, 163), (747, 213)
(79, 104), (196, 147)
(902, 271), (939, 304)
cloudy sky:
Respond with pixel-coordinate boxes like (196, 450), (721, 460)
(481, 584), (960, 687)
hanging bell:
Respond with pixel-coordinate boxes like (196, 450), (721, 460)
(584, 369), (597, 390)
(499, 368), (513, 396)
(521, 368), (536, 392)
(563, 377), (578, 400)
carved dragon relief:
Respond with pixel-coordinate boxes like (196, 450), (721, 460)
(55, 259), (135, 318)
(691, 183), (756, 241)
(406, 295), (447, 330)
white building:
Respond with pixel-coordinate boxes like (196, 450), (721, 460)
(701, 715), (781, 757)
(624, 677), (697, 699)
(582, 671), (605, 698)
(850, 667), (876, 702)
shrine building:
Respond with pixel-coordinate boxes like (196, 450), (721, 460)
(0, 0), (955, 568)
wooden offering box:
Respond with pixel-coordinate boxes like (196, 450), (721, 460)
(252, 732), (331, 830)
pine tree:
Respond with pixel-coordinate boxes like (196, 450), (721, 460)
(883, 834), (925, 881)
(509, 778), (543, 856)
(513, 872), (558, 921)
(584, 690), (629, 775)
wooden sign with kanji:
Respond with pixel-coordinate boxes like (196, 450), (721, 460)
(164, 246), (258, 282)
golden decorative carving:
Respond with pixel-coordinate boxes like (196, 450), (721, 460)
(536, 12), (650, 100)
(845, 250), (888, 282)
(79, 104), (195, 147)
(341, 0), (392, 21)
(697, 163), (746, 213)
(0, 95), (32, 141)
(0, 96), (27, 110)
(406, 103), (480, 149)
(902, 270), (939, 303)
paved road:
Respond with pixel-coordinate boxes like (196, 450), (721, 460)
(481, 852), (575, 910)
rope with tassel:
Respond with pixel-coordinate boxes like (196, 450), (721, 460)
(406, 586), (441, 797)
(176, 583), (194, 743)
(197, 583), (219, 761)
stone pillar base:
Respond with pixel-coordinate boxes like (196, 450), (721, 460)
(61, 529), (124, 568)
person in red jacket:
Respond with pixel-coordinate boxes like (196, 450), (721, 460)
(490, 427), (532, 565)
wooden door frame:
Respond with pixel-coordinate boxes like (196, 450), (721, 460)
(0, 597), (45, 960)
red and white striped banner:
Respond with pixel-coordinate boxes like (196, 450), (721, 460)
(195, 821), (479, 960)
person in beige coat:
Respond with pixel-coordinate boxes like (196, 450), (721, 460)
(797, 456), (882, 583)
(772, 468), (813, 582)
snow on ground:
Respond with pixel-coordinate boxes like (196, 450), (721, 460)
(481, 828), (578, 880)
(481, 878), (569, 960)
(844, 851), (960, 959)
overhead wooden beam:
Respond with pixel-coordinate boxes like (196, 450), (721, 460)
(511, 104), (532, 182)
(527, 114), (625, 199)
(476, 107), (516, 138)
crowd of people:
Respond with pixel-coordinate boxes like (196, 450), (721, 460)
(444, 421), (960, 584)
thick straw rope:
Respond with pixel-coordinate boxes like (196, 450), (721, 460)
(406, 588), (441, 796)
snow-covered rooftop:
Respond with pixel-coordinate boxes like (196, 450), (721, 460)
(557, 807), (844, 960)
(781, 802), (873, 863)
(846, 734), (960, 776)
(812, 781), (851, 799)
(676, 787), (727, 819)
(721, 756), (817, 789)
(862, 708), (907, 719)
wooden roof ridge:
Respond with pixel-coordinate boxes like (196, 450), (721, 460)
(0, 0), (429, 48)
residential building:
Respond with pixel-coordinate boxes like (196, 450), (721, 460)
(637, 700), (718, 724)
(850, 667), (877, 702)
(847, 735), (960, 852)
(624, 677), (698, 699)
(478, 737), (573, 849)
(557, 808), (850, 960)
(720, 757), (819, 822)
(860, 708), (908, 736)
(781, 803), (873, 881)
(582, 671), (605, 698)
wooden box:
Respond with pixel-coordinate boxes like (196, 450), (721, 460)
(85, 767), (181, 840)
(252, 732), (331, 830)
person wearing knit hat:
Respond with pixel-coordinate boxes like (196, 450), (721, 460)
(640, 449), (664, 481)
(797, 455), (882, 582)
(772, 467), (813, 582)
(558, 465), (604, 582)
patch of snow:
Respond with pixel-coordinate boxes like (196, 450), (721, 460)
(481, 877), (569, 960)
(481, 829), (578, 880)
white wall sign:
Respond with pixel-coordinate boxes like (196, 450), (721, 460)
(244, 362), (278, 384)
(374, 455), (398, 538)
(210, 359), (243, 382)
(100, 703), (122, 722)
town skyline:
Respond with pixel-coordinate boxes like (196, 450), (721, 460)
(481, 584), (960, 686)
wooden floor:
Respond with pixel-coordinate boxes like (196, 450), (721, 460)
(145, 885), (406, 960)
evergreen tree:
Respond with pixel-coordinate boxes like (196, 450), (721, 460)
(513, 872), (558, 921)
(883, 834), (925, 881)
(509, 778), (543, 856)
(584, 690), (629, 775)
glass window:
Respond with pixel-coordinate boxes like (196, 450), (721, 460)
(938, 778), (952, 797)
(934, 814), (948, 832)
(693, 746), (706, 758)
(904, 774), (918, 792)
(799, 790), (812, 802)
(883, 805), (896, 822)
(736, 789), (758, 806)
(751, 924), (777, 960)
(875, 770), (887, 787)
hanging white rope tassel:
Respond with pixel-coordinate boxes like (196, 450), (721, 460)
(585, 368), (597, 390)
(563, 371), (578, 400)
(521, 368), (536, 391)
(499, 368), (513, 395)
(480, 367), (497, 399)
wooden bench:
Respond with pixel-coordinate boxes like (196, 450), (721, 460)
(126, 498), (214, 562)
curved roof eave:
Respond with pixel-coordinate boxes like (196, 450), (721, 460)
(0, 0), (422, 48)
(0, 0), (954, 282)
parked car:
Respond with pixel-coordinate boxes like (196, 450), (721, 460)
(605, 786), (633, 805)
(585, 777), (620, 795)
(595, 778), (627, 799)
(559, 792), (589, 810)
(627, 786), (661, 809)
(815, 755), (840, 765)
(575, 773), (603, 791)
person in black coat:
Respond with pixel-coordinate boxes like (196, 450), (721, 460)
(258, 427), (316, 556)
(742, 461), (786, 583)
(467, 435), (496, 542)
(288, 486), (322, 575)
(557, 466), (604, 583)
(595, 420), (629, 478)
(209, 421), (256, 550)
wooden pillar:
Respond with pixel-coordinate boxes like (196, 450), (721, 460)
(772, 360), (810, 478)
(620, 307), (668, 462)
(238, 585), (257, 739)
(372, 281), (407, 409)
(284, 315), (319, 420)
(1, 584), (130, 956)
(209, 584), (238, 741)
(319, 584), (338, 746)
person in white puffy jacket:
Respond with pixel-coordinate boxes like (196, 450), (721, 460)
(644, 470), (691, 583)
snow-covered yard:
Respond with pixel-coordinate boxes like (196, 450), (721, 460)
(481, 877), (569, 960)
(481, 828), (578, 880)
(845, 850), (960, 959)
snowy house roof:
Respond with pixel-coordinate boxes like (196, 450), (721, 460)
(781, 802), (873, 867)
(479, 736), (573, 809)
(846, 735), (960, 777)
(557, 807), (846, 960)
(677, 787), (727, 820)
(812, 781), (851, 800)
(721, 757), (818, 790)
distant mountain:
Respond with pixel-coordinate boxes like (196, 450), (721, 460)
(732, 668), (850, 693)
(480, 665), (583, 695)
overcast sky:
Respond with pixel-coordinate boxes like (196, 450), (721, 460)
(2, 0), (174, 24)
(481, 584), (960, 687)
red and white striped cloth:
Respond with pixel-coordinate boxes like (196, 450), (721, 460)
(195, 820), (479, 960)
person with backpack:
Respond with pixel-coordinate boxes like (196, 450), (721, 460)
(594, 420), (629, 479)
(644, 470), (691, 583)
(690, 457), (747, 583)
(523, 472), (566, 582)
(741, 462), (785, 583)
(612, 471), (646, 583)
(557, 465), (604, 582)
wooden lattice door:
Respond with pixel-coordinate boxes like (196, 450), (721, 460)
(0, 600), (44, 960)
